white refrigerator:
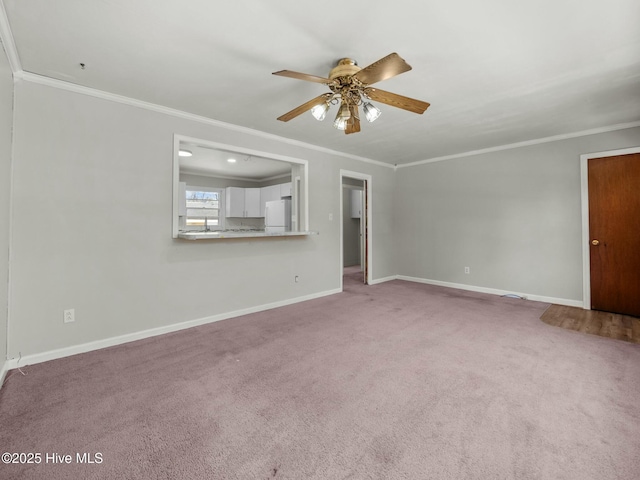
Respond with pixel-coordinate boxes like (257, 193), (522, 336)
(265, 199), (291, 233)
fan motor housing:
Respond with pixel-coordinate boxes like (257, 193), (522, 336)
(329, 58), (361, 81)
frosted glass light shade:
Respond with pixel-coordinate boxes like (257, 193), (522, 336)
(363, 102), (381, 122)
(333, 103), (351, 130)
(333, 117), (348, 130)
(311, 102), (329, 121)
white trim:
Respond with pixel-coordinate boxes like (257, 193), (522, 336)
(293, 175), (301, 232)
(369, 275), (397, 285)
(4, 44), (17, 380)
(179, 168), (290, 184)
(579, 146), (640, 311)
(2, 288), (341, 374)
(172, 136), (181, 237)
(179, 168), (265, 183)
(0, 360), (9, 388)
(340, 170), (373, 290)
(15, 71), (393, 169)
(180, 185), (225, 233)
(261, 172), (292, 182)
(3, 46), (638, 175)
(11, 69), (640, 174)
(173, 135), (311, 237)
(180, 170), (291, 184)
(176, 135), (312, 167)
(302, 162), (309, 232)
(398, 121), (640, 168)
(0, 0), (22, 74)
(397, 275), (583, 308)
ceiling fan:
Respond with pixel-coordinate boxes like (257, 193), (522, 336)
(272, 53), (430, 134)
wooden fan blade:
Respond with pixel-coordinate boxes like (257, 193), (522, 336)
(364, 88), (430, 114)
(272, 70), (330, 84)
(353, 53), (412, 86)
(277, 94), (331, 122)
(345, 104), (361, 134)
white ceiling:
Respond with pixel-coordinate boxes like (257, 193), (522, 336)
(3, 0), (640, 165)
(179, 144), (292, 181)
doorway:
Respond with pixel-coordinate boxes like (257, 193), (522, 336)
(340, 170), (372, 289)
(581, 148), (640, 316)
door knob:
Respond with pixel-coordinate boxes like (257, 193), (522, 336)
(591, 239), (600, 246)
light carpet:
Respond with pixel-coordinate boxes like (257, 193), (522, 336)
(1, 275), (639, 479)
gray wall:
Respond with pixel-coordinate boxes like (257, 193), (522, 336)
(0, 44), (12, 364)
(259, 175), (292, 188)
(342, 185), (362, 267)
(343, 177), (364, 188)
(7, 80), (396, 358)
(395, 126), (640, 302)
(7, 76), (638, 360)
(179, 173), (258, 189)
(179, 173), (291, 189)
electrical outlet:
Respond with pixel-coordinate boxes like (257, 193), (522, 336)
(295, 275), (300, 283)
(64, 308), (75, 323)
(464, 267), (470, 274)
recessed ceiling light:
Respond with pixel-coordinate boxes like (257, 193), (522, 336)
(227, 158), (237, 163)
(178, 149), (192, 157)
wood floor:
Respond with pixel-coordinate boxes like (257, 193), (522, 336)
(541, 304), (640, 344)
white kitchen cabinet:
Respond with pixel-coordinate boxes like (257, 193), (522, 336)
(245, 188), (261, 217)
(260, 184), (281, 217)
(280, 182), (292, 197)
(350, 189), (363, 218)
(225, 187), (245, 217)
(226, 187), (261, 218)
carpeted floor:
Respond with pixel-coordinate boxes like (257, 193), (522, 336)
(1, 276), (639, 479)
(343, 265), (364, 284)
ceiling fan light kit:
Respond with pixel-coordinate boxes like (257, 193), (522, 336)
(362, 102), (382, 123)
(310, 101), (330, 121)
(273, 53), (430, 134)
(333, 103), (351, 131)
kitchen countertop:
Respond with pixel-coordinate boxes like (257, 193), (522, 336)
(177, 230), (318, 240)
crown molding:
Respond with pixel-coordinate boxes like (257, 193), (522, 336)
(179, 167), (285, 183)
(0, 0), (22, 73)
(7, 43), (638, 173)
(15, 71), (394, 170)
(261, 172), (292, 182)
(397, 121), (640, 169)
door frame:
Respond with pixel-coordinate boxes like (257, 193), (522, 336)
(580, 146), (640, 310)
(340, 170), (373, 289)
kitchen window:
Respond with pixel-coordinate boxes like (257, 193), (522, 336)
(185, 187), (224, 230)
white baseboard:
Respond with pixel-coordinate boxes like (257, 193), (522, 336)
(396, 275), (583, 308)
(0, 360), (9, 388)
(2, 288), (342, 376)
(369, 275), (398, 285)
(0, 278), (582, 389)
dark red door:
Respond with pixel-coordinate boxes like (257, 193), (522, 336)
(588, 153), (640, 317)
